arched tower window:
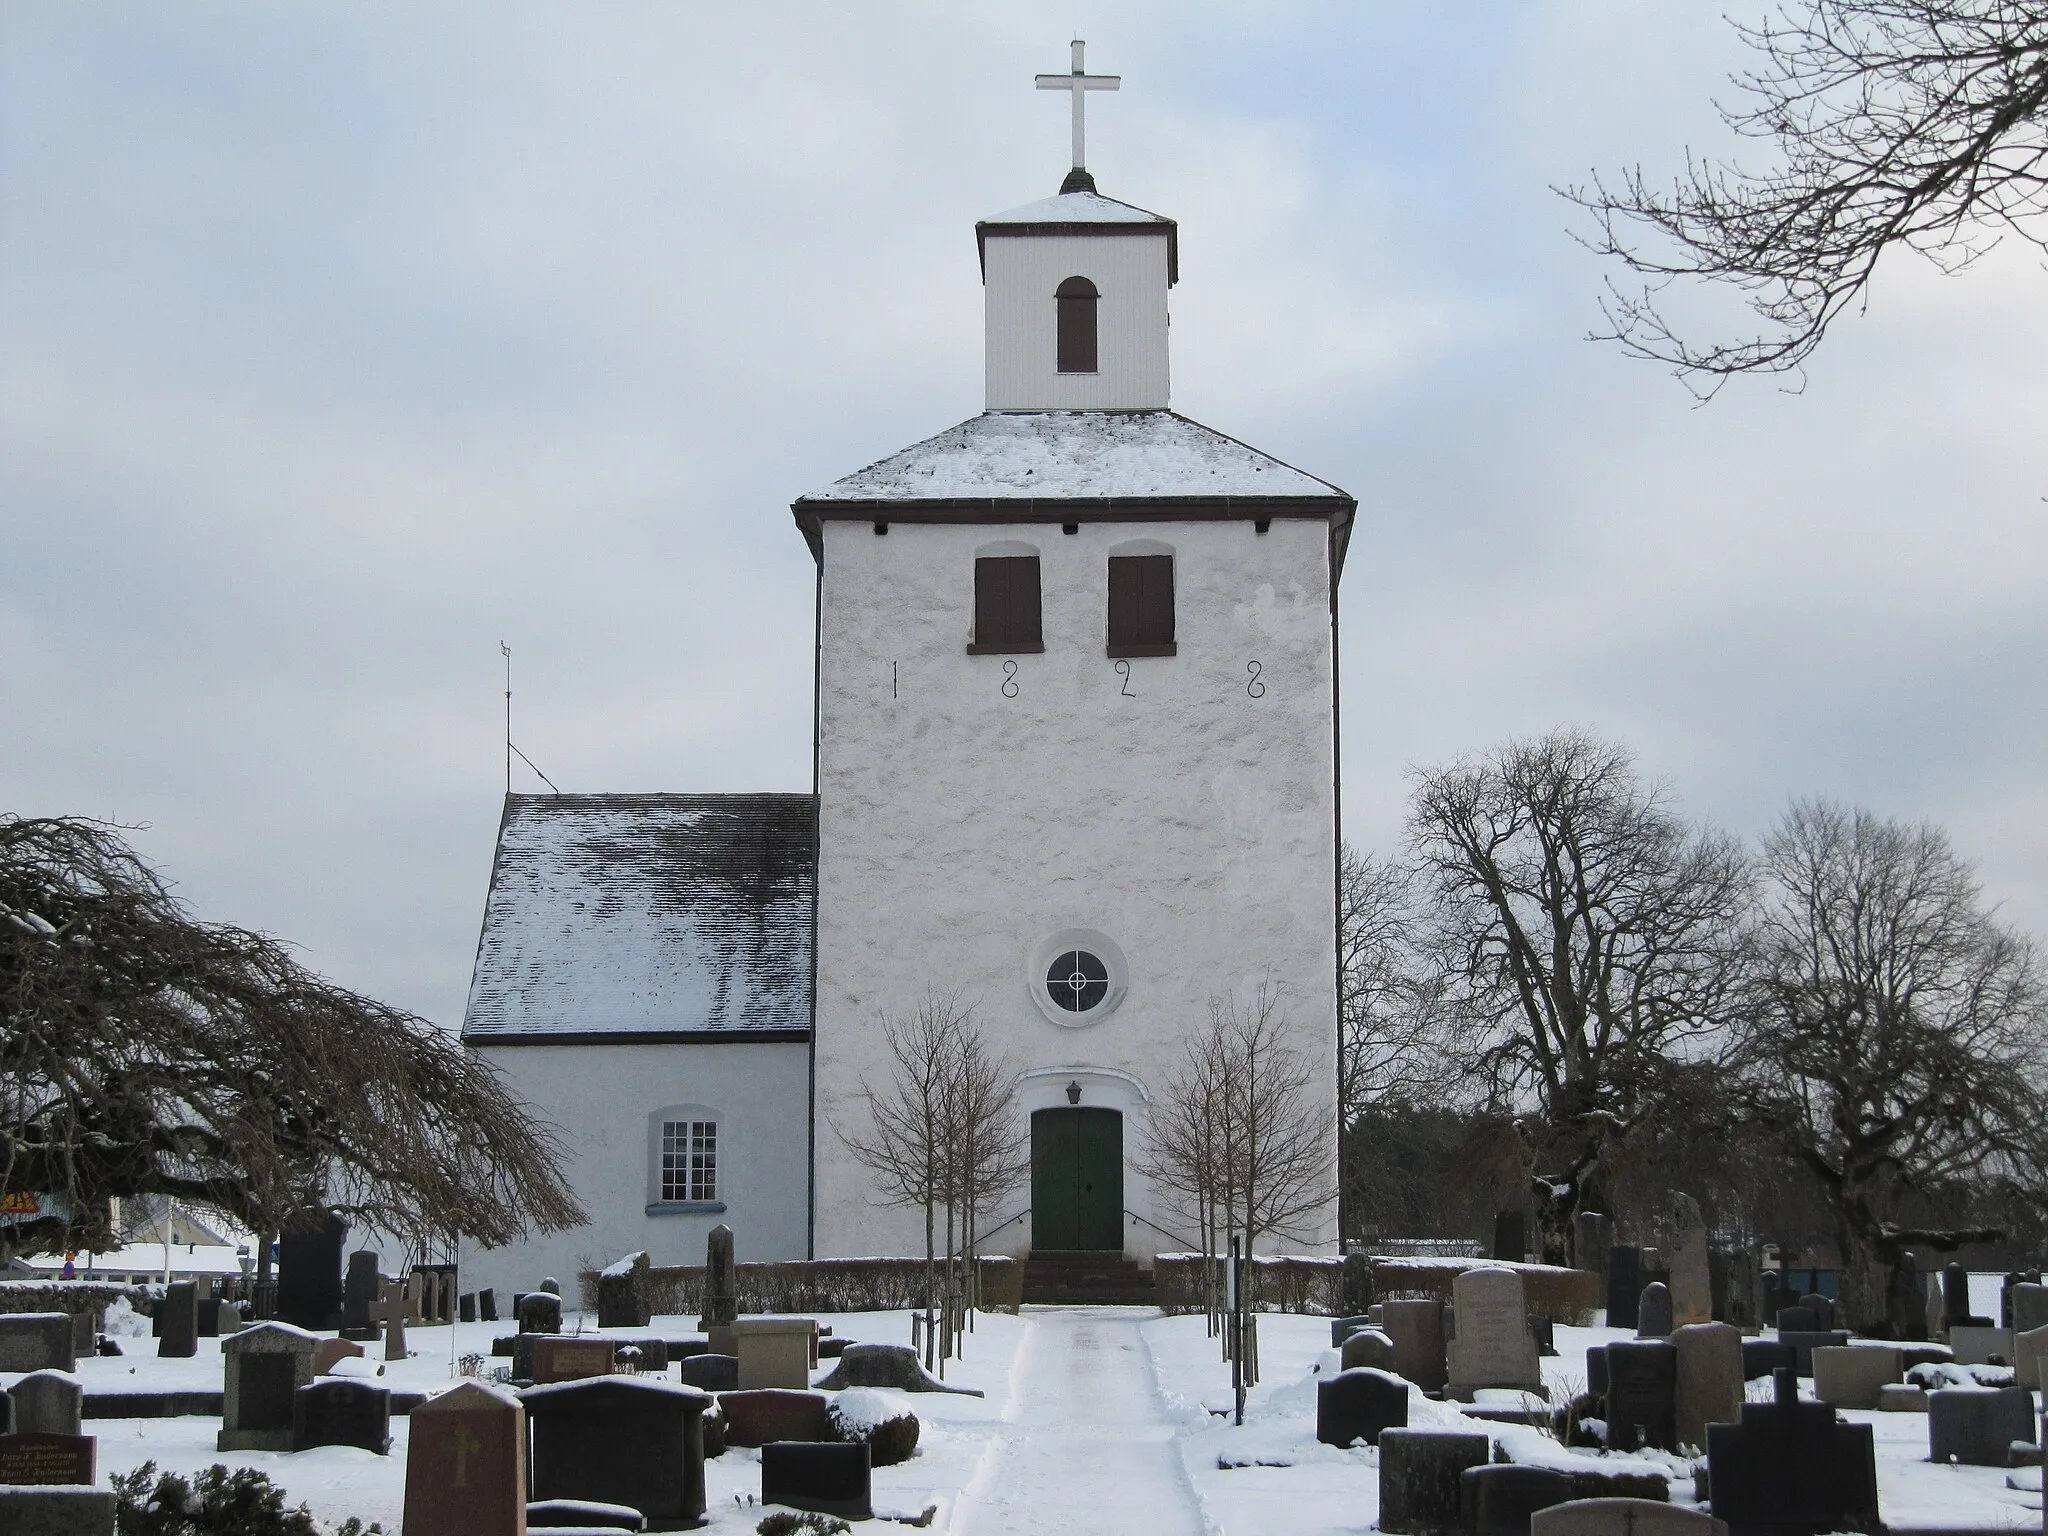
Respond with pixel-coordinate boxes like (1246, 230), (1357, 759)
(1056, 276), (1099, 374)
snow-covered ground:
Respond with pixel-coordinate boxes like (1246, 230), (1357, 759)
(8, 1297), (2043, 1533)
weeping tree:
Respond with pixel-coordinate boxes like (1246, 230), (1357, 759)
(1407, 730), (1751, 1267)
(1737, 800), (2048, 1335)
(1565, 0), (2048, 391)
(0, 814), (582, 1263)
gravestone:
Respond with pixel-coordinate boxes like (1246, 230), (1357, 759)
(1339, 1328), (1396, 1372)
(1603, 1340), (1677, 1453)
(403, 1381), (526, 1536)
(1587, 1344), (1609, 1397)
(531, 1336), (616, 1384)
(0, 1431), (97, 1487)
(1877, 1383), (1928, 1412)
(1530, 1499), (1729, 1535)
(1948, 1325), (2016, 1366)
(1671, 1323), (1742, 1452)
(1777, 1329), (1850, 1376)
(525, 1499), (644, 1530)
(1812, 1346), (1902, 1410)
(1759, 1269), (1786, 1328)
(678, 1354), (738, 1392)
(1315, 1366), (1407, 1447)
(1461, 1464), (1574, 1535)
(2011, 1280), (2048, 1334)
(734, 1318), (815, 1390)
(1331, 1314), (1374, 1349)
(1636, 1282), (1673, 1340)
(294, 1378), (390, 1454)
(1706, 1369), (1878, 1536)
(193, 1280), (219, 1339)
(1942, 1261), (1973, 1329)
(517, 1291), (563, 1336)
(1342, 1250), (1375, 1316)
(0, 1487), (117, 1535)
(214, 1298), (242, 1336)
(698, 1224), (738, 1354)
(1377, 1427), (1492, 1535)
(1607, 1246), (1642, 1331)
(372, 1276), (410, 1361)
(218, 1322), (319, 1451)
(1493, 1210), (1528, 1263)
(0, 1316), (74, 1375)
(1667, 1194), (1713, 1327)
(523, 1376), (711, 1529)
(2016, 1323), (2047, 1393)
(313, 1337), (364, 1376)
(716, 1389), (833, 1447)
(1927, 1384), (2034, 1466)
(1446, 1268), (1541, 1400)
(459, 1292), (476, 1324)
(1575, 1212), (1613, 1290)
(8, 1372), (82, 1437)
(340, 1250), (381, 1337)
(157, 1283), (198, 1359)
(479, 1288), (498, 1324)
(1723, 1249), (1759, 1335)
(1775, 1305), (1817, 1334)
(275, 1211), (347, 1330)
(1798, 1291), (1835, 1332)
(761, 1441), (871, 1522)
(597, 1252), (653, 1330)
(1924, 1267), (1947, 1339)
(812, 1342), (980, 1395)
(1381, 1298), (1448, 1394)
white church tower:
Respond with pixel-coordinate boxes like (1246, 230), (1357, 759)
(794, 45), (1354, 1276)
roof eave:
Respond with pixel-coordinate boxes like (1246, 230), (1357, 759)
(974, 220), (1179, 285)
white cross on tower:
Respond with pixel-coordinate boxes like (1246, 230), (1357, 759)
(1036, 39), (1120, 183)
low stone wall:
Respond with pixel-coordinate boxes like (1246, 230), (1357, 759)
(578, 1256), (1023, 1317)
(1372, 1258), (1601, 1325)
(1152, 1253), (1601, 1322)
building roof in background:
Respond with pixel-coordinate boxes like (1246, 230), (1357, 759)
(462, 794), (816, 1044)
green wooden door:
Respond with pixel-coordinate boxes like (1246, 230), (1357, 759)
(1031, 1107), (1124, 1251)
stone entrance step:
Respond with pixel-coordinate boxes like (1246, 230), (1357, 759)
(1021, 1250), (1158, 1306)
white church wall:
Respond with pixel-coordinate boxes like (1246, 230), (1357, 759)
(811, 514), (1340, 1262)
(983, 232), (1171, 410)
(460, 1038), (811, 1300)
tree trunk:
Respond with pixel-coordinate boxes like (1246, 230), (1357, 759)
(1832, 1207), (1905, 1338)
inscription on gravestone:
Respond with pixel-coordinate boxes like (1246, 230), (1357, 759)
(0, 1431), (97, 1486)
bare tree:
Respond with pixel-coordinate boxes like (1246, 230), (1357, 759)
(1736, 800), (2048, 1334)
(0, 814), (582, 1263)
(1565, 0), (2048, 391)
(1407, 730), (1751, 1266)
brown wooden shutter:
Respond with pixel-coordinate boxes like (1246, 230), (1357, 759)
(1056, 276), (1099, 373)
(1107, 554), (1174, 656)
(972, 556), (1043, 651)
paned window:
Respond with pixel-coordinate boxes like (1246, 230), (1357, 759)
(660, 1119), (717, 1203)
(1056, 276), (1099, 373)
(970, 555), (1044, 653)
(1107, 553), (1175, 656)
(1046, 950), (1110, 1013)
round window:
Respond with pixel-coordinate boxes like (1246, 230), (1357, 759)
(1046, 950), (1110, 1013)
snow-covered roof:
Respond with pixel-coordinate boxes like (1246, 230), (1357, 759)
(462, 794), (815, 1044)
(796, 411), (1352, 507)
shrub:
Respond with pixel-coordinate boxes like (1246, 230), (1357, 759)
(757, 1515), (851, 1536)
(111, 1463), (383, 1536)
(827, 1387), (919, 1466)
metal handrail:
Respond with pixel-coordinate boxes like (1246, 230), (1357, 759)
(1125, 1209), (1200, 1252)
(977, 1206), (1030, 1242)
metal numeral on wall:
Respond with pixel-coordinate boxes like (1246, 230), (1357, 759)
(1001, 659), (1019, 698)
(1114, 659), (1135, 697)
(1246, 660), (1266, 698)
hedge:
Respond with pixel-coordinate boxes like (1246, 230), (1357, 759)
(0, 1279), (147, 1317)
(577, 1257), (1022, 1316)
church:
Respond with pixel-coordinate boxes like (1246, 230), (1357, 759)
(457, 46), (1355, 1298)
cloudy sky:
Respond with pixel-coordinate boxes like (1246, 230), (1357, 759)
(5, 3), (2044, 1028)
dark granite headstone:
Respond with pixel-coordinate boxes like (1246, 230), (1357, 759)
(1777, 1328), (1850, 1376)
(341, 1250), (381, 1335)
(525, 1499), (645, 1530)
(518, 1292), (563, 1335)
(1377, 1428), (1491, 1534)
(294, 1379), (391, 1454)
(1759, 1269), (1786, 1327)
(0, 1431), (97, 1486)
(1927, 1384), (2034, 1466)
(523, 1377), (711, 1528)
(698, 1224), (738, 1334)
(1942, 1261), (1975, 1329)
(1316, 1367), (1407, 1448)
(9, 1372), (81, 1437)
(1575, 1212), (1613, 1281)
(1706, 1368), (1878, 1536)
(1492, 1210), (1528, 1263)
(222, 1350), (308, 1451)
(1586, 1345), (1609, 1397)
(597, 1253), (652, 1330)
(717, 1389), (833, 1447)
(1528, 1314), (1556, 1358)
(275, 1211), (348, 1330)
(158, 1282), (198, 1359)
(1606, 1246), (1641, 1330)
(459, 1292), (477, 1324)
(1636, 1282), (1673, 1339)
(194, 1281), (219, 1339)
(1331, 1314), (1374, 1349)
(677, 1354), (739, 1393)
(1775, 1305), (1818, 1334)
(1460, 1464), (1573, 1536)
(760, 1441), (871, 1522)
(0, 1315), (74, 1374)
(1798, 1291), (1835, 1332)
(1740, 1338), (1796, 1382)
(1604, 1339), (1677, 1453)
(479, 1288), (498, 1324)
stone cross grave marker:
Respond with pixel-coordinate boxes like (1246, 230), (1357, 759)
(1706, 1369), (1878, 1534)
(1445, 1266), (1541, 1400)
(370, 1276), (409, 1362)
(402, 1381), (526, 1536)
(218, 1321), (319, 1451)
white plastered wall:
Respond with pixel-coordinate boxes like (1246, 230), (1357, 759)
(459, 1038), (811, 1301)
(983, 233), (1171, 410)
(810, 516), (1340, 1262)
